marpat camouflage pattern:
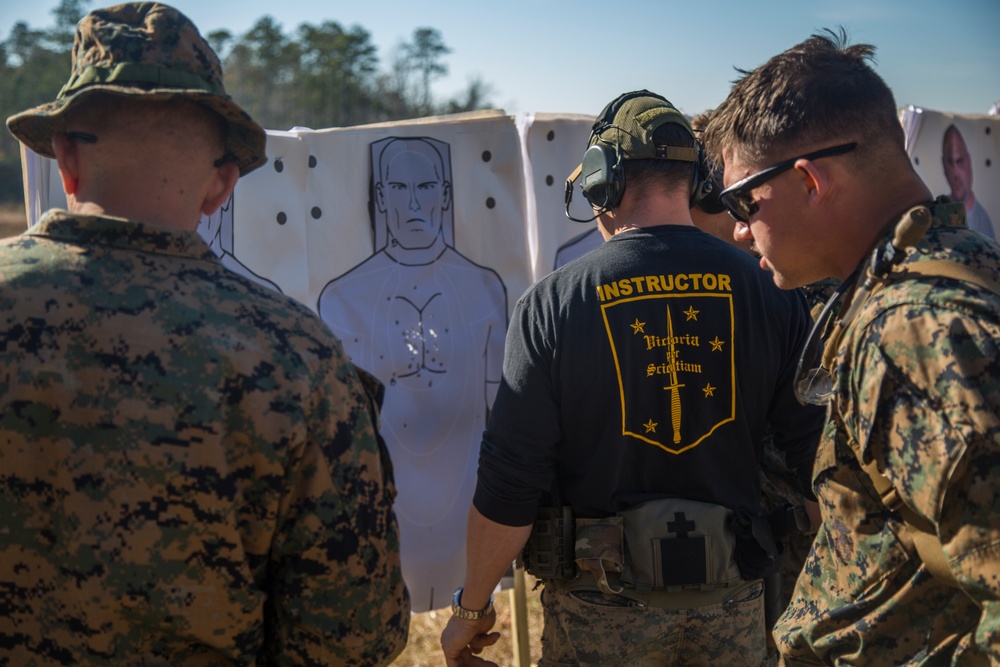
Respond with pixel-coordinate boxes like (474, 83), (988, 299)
(775, 201), (1000, 666)
(0, 211), (410, 666)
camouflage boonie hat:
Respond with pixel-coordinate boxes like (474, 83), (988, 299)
(589, 90), (698, 163)
(6, 2), (266, 176)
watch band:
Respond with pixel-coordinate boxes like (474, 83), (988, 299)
(451, 587), (494, 620)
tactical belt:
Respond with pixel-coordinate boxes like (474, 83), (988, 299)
(524, 498), (776, 597)
(548, 569), (761, 610)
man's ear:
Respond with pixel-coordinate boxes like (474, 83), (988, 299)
(374, 181), (386, 213)
(201, 162), (240, 216)
(51, 132), (80, 196)
(794, 158), (830, 207)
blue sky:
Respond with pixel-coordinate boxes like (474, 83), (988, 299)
(3, 0), (998, 122)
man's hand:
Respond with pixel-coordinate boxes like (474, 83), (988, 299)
(440, 609), (501, 667)
(442, 508), (533, 665)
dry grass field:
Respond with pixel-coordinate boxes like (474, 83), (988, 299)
(0, 198), (543, 666)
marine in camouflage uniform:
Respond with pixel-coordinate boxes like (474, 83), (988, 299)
(772, 200), (1000, 666)
(0, 3), (409, 665)
(686, 124), (827, 634)
(0, 212), (409, 665)
(704, 30), (1000, 667)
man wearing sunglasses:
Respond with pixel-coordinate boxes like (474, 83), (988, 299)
(704, 29), (1000, 666)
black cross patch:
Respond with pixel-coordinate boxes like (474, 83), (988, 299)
(667, 512), (696, 538)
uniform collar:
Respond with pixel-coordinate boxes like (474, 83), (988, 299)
(27, 209), (217, 261)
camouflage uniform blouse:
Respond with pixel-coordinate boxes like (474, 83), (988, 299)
(775, 202), (1000, 666)
(0, 211), (410, 666)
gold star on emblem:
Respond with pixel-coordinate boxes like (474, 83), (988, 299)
(644, 419), (658, 433)
(710, 336), (725, 351)
(684, 306), (699, 321)
(631, 318), (646, 334)
(703, 383), (716, 397)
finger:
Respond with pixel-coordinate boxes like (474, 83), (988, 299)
(469, 631), (502, 653)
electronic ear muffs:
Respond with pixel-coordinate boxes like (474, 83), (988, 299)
(565, 90), (662, 222)
(689, 144), (717, 212)
(564, 90), (713, 222)
(579, 142), (624, 210)
(692, 156), (725, 215)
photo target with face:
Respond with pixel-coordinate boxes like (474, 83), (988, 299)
(901, 106), (999, 241)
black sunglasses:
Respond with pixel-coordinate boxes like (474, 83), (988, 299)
(719, 142), (858, 223)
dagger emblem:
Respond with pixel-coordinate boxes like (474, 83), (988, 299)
(664, 305), (685, 444)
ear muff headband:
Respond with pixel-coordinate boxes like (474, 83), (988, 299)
(564, 91), (713, 221)
(578, 91), (664, 212)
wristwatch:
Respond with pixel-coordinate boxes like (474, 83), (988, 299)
(451, 587), (494, 620)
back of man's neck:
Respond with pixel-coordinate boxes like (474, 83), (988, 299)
(607, 188), (694, 236)
(608, 208), (694, 237)
(68, 198), (199, 231)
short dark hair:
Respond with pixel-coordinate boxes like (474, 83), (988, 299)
(66, 93), (227, 151)
(624, 121), (696, 195)
(690, 110), (713, 134)
(704, 28), (903, 168)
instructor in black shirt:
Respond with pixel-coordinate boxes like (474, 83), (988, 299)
(441, 91), (823, 667)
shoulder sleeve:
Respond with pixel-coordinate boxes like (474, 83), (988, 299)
(474, 294), (559, 526)
(845, 300), (1000, 647)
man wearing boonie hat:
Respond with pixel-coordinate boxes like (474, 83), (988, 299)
(0, 3), (410, 665)
(440, 90), (823, 666)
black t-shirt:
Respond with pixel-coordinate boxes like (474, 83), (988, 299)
(474, 225), (824, 526)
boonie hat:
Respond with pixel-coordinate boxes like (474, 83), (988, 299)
(589, 90), (698, 163)
(6, 2), (266, 176)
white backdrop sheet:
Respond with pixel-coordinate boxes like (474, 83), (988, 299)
(28, 106), (998, 611)
(22, 109), (599, 612)
(25, 104), (999, 611)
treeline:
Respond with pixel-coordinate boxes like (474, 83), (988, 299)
(0, 0), (495, 204)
